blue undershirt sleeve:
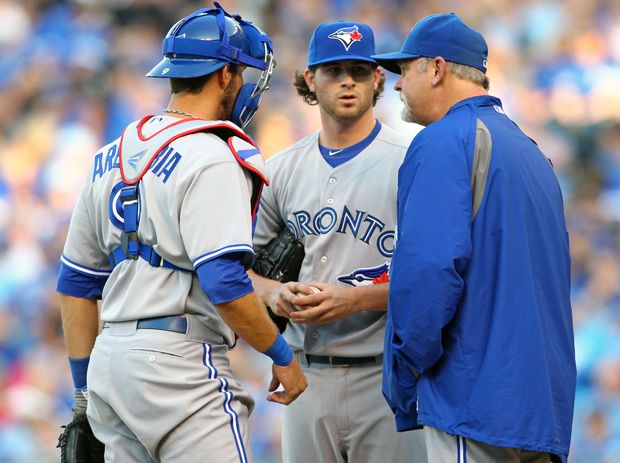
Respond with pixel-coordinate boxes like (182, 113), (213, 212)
(57, 263), (108, 299)
(196, 252), (254, 304)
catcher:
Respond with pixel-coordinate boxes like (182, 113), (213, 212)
(56, 4), (306, 462)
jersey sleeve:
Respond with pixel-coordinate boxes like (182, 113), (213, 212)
(253, 163), (286, 249)
(57, 176), (112, 298)
(388, 126), (473, 374)
(181, 161), (255, 270)
(196, 253), (254, 304)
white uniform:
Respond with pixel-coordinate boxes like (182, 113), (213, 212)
(60, 115), (266, 462)
(254, 123), (426, 463)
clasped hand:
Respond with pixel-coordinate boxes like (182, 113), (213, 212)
(270, 281), (356, 325)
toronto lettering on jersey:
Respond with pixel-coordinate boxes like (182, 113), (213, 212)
(91, 143), (182, 184)
(288, 205), (395, 257)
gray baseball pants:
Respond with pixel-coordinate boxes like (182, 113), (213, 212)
(424, 426), (556, 463)
(86, 320), (254, 463)
(282, 352), (427, 463)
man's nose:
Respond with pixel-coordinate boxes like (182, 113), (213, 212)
(394, 76), (403, 91)
(341, 73), (356, 87)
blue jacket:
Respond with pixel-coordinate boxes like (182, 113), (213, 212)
(384, 95), (575, 461)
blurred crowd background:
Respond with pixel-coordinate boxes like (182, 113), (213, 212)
(0, 0), (619, 461)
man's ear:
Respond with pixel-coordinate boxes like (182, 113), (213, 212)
(431, 57), (448, 87)
(374, 67), (382, 90)
(217, 64), (234, 89)
(304, 68), (315, 92)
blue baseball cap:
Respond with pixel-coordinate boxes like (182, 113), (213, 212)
(372, 13), (488, 74)
(308, 21), (377, 67)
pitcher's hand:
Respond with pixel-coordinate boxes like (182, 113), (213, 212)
(268, 282), (315, 318)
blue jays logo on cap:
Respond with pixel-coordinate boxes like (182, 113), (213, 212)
(308, 21), (377, 67)
(328, 25), (363, 51)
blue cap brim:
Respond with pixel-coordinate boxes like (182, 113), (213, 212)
(371, 51), (422, 74)
(146, 58), (227, 78)
(308, 55), (377, 67)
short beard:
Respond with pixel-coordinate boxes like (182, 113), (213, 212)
(400, 105), (415, 123)
(220, 79), (240, 121)
(317, 93), (373, 124)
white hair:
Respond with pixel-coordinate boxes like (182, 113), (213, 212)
(416, 57), (490, 90)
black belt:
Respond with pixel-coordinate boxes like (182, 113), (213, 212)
(103, 315), (188, 334)
(302, 353), (383, 367)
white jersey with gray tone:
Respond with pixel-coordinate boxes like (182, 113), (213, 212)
(254, 124), (409, 356)
(62, 115), (263, 347)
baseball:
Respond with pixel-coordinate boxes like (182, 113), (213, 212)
(292, 286), (321, 311)
(294, 286), (321, 296)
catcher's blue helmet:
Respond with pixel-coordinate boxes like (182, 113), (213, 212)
(147, 3), (275, 128)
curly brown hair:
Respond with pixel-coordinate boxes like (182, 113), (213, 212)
(293, 66), (386, 106)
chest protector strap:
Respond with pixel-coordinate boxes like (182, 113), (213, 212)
(108, 115), (269, 271)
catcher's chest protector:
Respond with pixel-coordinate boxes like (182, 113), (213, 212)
(119, 116), (268, 208)
(111, 116), (269, 269)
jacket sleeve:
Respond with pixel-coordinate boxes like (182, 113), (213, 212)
(389, 125), (473, 374)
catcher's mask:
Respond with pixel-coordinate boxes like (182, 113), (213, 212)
(147, 2), (275, 129)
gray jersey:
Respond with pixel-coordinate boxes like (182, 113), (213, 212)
(254, 123), (409, 356)
(62, 115), (263, 347)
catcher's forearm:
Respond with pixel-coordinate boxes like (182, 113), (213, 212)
(215, 291), (280, 352)
(59, 294), (99, 358)
(215, 292), (278, 352)
(247, 269), (281, 305)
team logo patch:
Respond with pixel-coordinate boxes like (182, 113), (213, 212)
(338, 262), (389, 286)
(108, 181), (141, 230)
(328, 25), (363, 51)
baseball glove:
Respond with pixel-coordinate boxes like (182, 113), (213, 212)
(253, 227), (304, 332)
(57, 415), (104, 463)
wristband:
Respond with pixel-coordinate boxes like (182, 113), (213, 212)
(68, 356), (90, 390)
(263, 334), (293, 366)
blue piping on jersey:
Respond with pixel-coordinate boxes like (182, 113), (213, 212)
(61, 254), (111, 277)
(202, 344), (248, 463)
(193, 244), (254, 268)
